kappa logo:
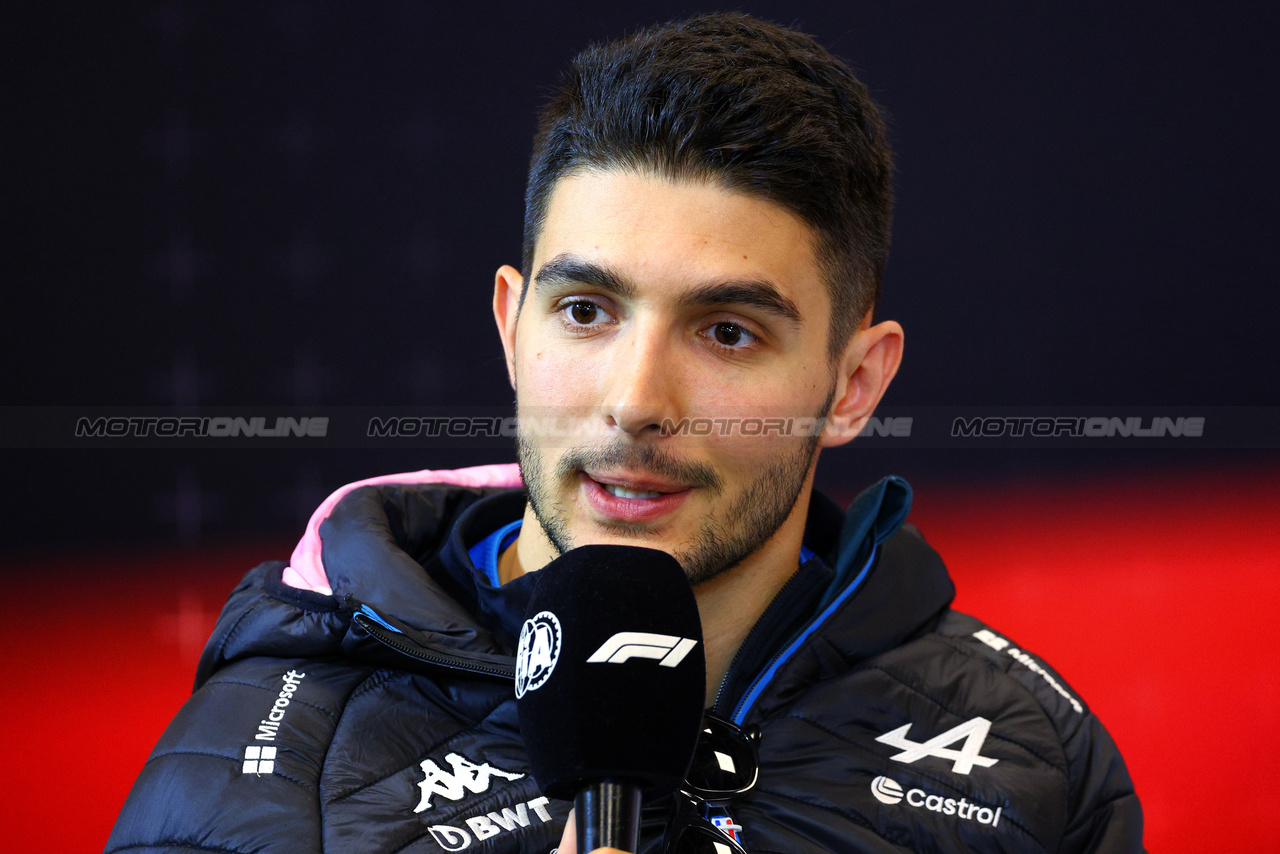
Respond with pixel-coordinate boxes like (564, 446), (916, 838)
(875, 716), (999, 775)
(515, 611), (562, 698)
(414, 753), (526, 813)
(586, 632), (699, 667)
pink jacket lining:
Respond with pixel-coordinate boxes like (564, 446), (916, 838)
(282, 462), (524, 596)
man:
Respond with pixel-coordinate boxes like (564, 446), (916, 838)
(108, 13), (1143, 854)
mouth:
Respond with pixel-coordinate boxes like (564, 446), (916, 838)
(600, 483), (666, 500)
(581, 471), (693, 524)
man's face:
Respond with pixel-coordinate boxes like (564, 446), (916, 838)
(496, 169), (841, 584)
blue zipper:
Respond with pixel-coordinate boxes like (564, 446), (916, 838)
(729, 547), (877, 725)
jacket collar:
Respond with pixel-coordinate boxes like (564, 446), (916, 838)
(733, 477), (955, 722)
(319, 481), (518, 657)
(312, 475), (953, 710)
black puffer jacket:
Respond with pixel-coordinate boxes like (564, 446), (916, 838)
(107, 474), (1143, 853)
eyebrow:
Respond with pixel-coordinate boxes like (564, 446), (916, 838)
(534, 255), (637, 300)
(677, 281), (803, 327)
(533, 253), (804, 327)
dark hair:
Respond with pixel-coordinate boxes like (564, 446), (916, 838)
(522, 13), (894, 358)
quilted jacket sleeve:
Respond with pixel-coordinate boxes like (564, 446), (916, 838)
(106, 561), (371, 854)
(941, 613), (1145, 854)
(105, 655), (373, 854)
(1058, 712), (1145, 853)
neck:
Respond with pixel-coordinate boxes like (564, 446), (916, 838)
(691, 490), (812, 707)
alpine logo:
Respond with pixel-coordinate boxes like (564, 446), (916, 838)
(514, 611), (561, 698)
(870, 776), (1004, 829)
(414, 753), (526, 813)
(875, 716), (999, 775)
(586, 632), (698, 667)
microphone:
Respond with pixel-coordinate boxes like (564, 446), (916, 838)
(515, 544), (706, 853)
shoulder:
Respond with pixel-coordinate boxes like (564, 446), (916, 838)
(742, 611), (1142, 853)
(306, 464), (523, 542)
(108, 652), (556, 854)
(107, 655), (375, 853)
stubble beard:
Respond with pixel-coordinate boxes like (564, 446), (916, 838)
(515, 391), (832, 586)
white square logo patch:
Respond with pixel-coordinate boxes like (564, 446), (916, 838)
(243, 745), (277, 774)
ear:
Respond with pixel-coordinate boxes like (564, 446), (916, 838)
(820, 317), (904, 449)
(493, 264), (524, 388)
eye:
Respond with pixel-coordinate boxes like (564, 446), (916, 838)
(561, 300), (610, 326)
(706, 321), (756, 349)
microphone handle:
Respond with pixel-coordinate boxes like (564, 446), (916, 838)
(575, 779), (643, 853)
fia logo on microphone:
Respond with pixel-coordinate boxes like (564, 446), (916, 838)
(515, 610), (562, 698)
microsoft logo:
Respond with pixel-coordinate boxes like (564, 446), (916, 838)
(242, 745), (277, 775)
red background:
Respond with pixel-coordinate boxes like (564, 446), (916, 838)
(4, 463), (1276, 851)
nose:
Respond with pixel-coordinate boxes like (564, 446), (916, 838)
(601, 322), (683, 437)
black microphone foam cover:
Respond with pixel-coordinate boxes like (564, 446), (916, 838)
(515, 544), (706, 800)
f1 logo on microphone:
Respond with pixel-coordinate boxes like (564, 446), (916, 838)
(587, 632), (699, 667)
